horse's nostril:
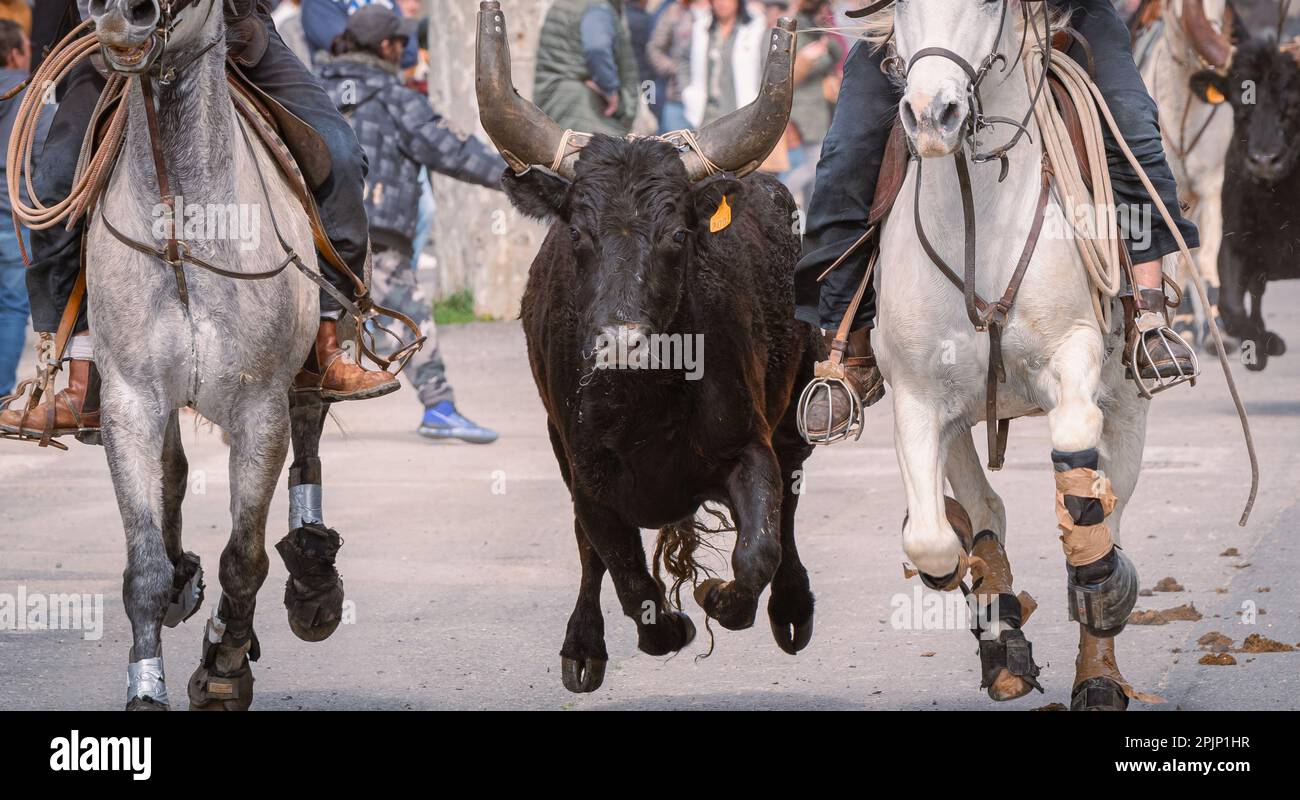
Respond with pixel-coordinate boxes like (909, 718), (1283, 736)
(938, 102), (961, 132)
(900, 99), (919, 132)
(127, 0), (160, 26)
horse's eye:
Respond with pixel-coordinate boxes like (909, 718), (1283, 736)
(672, 230), (687, 244)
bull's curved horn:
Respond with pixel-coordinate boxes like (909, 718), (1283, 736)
(1181, 0), (1234, 71)
(681, 18), (798, 181)
(476, 1), (583, 178)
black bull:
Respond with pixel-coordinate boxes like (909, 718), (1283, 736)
(504, 135), (821, 693)
(1193, 34), (1300, 370)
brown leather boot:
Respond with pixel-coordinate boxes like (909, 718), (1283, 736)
(294, 318), (400, 402)
(1130, 287), (1198, 382)
(802, 327), (885, 441)
(0, 358), (101, 441)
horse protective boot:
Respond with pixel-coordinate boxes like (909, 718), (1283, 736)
(0, 358), (102, 444)
(188, 598), (260, 712)
(798, 327), (885, 444)
(275, 522), (345, 642)
(1053, 449), (1139, 637)
(1129, 287), (1198, 395)
(294, 318), (400, 402)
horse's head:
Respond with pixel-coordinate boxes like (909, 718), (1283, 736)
(88, 0), (220, 75)
(891, 0), (1020, 158)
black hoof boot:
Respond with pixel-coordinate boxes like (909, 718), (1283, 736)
(163, 551), (205, 628)
(276, 523), (345, 642)
(1071, 676), (1129, 711)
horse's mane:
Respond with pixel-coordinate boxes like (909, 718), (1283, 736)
(840, 3), (1074, 54)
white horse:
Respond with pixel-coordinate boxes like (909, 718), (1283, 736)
(1138, 0), (1233, 346)
(871, 0), (1153, 710)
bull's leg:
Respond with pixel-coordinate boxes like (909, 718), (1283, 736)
(160, 411), (204, 629)
(766, 424), (815, 654)
(893, 387), (966, 583)
(188, 393), (290, 712)
(100, 382), (174, 710)
(694, 443), (783, 631)
(1046, 331), (1139, 712)
(945, 430), (1041, 701)
(275, 391), (345, 642)
(573, 495), (696, 660)
(1249, 272), (1285, 364)
(560, 520), (609, 693)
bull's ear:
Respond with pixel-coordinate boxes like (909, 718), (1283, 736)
(689, 173), (744, 235)
(502, 166), (571, 222)
(1189, 69), (1229, 105)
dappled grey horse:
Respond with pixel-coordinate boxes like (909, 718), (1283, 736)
(86, 0), (347, 709)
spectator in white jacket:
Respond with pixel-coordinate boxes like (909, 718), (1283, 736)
(680, 0), (767, 128)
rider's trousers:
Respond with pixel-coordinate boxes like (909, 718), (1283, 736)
(795, 0), (1199, 332)
(26, 10), (368, 335)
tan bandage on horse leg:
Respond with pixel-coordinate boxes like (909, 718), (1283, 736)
(1054, 466), (1118, 567)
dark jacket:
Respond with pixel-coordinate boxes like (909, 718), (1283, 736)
(0, 68), (50, 217)
(318, 52), (504, 255)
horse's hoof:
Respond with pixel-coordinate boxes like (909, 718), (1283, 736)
(1264, 331), (1287, 357)
(1070, 676), (1129, 712)
(769, 612), (814, 655)
(560, 656), (607, 693)
(986, 669), (1037, 702)
(163, 551), (205, 629)
(284, 579), (345, 643)
(125, 696), (169, 711)
(187, 661), (255, 712)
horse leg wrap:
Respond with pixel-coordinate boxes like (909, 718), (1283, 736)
(275, 523), (345, 642)
(162, 551), (205, 628)
(187, 597), (259, 711)
(1053, 449), (1137, 636)
(126, 656), (169, 709)
(909, 497), (974, 592)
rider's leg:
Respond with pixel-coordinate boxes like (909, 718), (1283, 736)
(794, 41), (895, 437)
(246, 10), (399, 401)
(0, 62), (101, 438)
(368, 246), (498, 444)
(1068, 0), (1199, 379)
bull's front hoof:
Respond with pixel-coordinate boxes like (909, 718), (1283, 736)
(768, 613), (813, 655)
(637, 610), (696, 656)
(560, 656), (607, 693)
(187, 661), (255, 712)
(1264, 331), (1287, 357)
(1070, 676), (1129, 712)
(693, 578), (758, 631)
(125, 696), (169, 711)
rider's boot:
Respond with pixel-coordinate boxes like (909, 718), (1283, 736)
(1130, 287), (1198, 383)
(294, 318), (400, 402)
(803, 327), (885, 439)
(0, 356), (101, 441)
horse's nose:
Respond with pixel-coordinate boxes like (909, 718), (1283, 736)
(900, 93), (964, 139)
(89, 0), (160, 27)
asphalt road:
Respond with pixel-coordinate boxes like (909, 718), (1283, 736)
(1, 284), (1297, 711)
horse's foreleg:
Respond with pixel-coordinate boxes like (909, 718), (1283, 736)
(1047, 333), (1139, 711)
(276, 391), (345, 642)
(945, 429), (1041, 701)
(894, 388), (964, 582)
(101, 383), (174, 710)
(187, 393), (289, 712)
(695, 443), (783, 631)
(160, 411), (204, 629)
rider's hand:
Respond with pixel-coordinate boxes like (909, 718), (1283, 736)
(585, 80), (620, 117)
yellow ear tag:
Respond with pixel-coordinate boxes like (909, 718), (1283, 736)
(1205, 85), (1226, 104)
(709, 195), (732, 233)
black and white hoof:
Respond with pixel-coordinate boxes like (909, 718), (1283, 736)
(1071, 676), (1129, 712)
(276, 524), (345, 643)
(560, 656), (608, 693)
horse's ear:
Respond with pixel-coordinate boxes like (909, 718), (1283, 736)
(689, 173), (744, 235)
(502, 166), (571, 222)
(1189, 69), (1230, 105)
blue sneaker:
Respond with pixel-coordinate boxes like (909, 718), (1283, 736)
(418, 401), (499, 444)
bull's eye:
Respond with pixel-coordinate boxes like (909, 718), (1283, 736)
(672, 229), (687, 244)
(569, 227), (581, 242)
